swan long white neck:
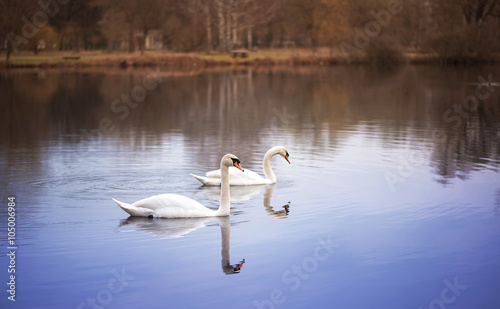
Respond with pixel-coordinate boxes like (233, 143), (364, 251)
(219, 217), (231, 272)
(262, 147), (281, 183)
(217, 162), (231, 216)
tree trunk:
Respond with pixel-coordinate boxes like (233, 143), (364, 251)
(205, 2), (212, 52)
(59, 35), (64, 51)
(310, 28), (317, 53)
(75, 32), (81, 53)
(217, 0), (226, 51)
(128, 29), (135, 53)
(140, 29), (148, 55)
(232, 13), (238, 47)
(6, 45), (12, 62)
(247, 26), (252, 50)
(107, 38), (113, 52)
(226, 8), (232, 50)
(311, 38), (317, 53)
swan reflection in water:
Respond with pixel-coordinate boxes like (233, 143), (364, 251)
(198, 184), (290, 219)
(117, 216), (245, 275)
(262, 185), (290, 219)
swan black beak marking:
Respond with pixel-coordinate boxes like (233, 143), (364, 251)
(232, 158), (244, 172)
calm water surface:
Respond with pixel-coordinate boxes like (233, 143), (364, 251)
(1, 66), (499, 309)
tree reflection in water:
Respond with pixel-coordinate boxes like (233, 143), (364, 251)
(1, 66), (499, 186)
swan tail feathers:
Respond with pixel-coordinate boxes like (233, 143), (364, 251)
(112, 198), (152, 217)
(190, 173), (220, 186)
(190, 173), (206, 183)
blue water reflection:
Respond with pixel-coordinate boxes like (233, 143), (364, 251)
(0, 66), (499, 308)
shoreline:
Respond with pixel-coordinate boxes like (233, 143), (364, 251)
(1, 50), (499, 69)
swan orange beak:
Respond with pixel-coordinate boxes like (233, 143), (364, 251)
(285, 154), (290, 164)
(233, 161), (244, 172)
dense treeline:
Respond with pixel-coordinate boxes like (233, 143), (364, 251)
(1, 0), (500, 61)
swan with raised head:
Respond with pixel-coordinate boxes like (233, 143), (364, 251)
(112, 154), (243, 218)
(191, 146), (290, 186)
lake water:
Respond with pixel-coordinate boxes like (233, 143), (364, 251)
(1, 65), (499, 309)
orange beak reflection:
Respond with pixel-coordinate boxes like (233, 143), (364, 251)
(233, 161), (244, 172)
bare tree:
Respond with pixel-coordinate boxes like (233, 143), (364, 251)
(239, 0), (278, 50)
(180, 0), (216, 52)
(98, 7), (127, 51)
(0, 0), (38, 61)
(96, 0), (165, 53)
(135, 0), (169, 54)
(1, 0), (499, 59)
(424, 0), (500, 58)
(217, 0), (227, 51)
(462, 0), (500, 27)
(214, 0), (279, 51)
(284, 0), (349, 51)
(50, 0), (101, 52)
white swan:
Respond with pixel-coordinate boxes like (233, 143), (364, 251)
(112, 154), (243, 218)
(191, 146), (290, 186)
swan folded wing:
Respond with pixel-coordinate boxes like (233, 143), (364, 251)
(207, 167), (266, 184)
(228, 168), (269, 185)
(132, 194), (216, 218)
(205, 169), (222, 178)
(206, 166), (254, 178)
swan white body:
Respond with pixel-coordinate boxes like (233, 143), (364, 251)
(191, 146), (290, 186)
(113, 154), (242, 218)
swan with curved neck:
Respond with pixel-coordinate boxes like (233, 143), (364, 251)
(113, 154), (243, 218)
(191, 146), (290, 186)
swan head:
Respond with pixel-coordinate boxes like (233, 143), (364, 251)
(222, 154), (244, 172)
(276, 146), (291, 164)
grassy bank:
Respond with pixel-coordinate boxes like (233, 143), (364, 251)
(1, 49), (499, 69)
(0, 49), (340, 69)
